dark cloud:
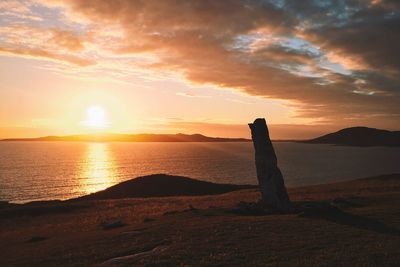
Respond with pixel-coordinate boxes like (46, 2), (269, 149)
(305, 13), (400, 72)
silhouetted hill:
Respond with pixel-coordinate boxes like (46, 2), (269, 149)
(304, 127), (400, 147)
(74, 174), (255, 201)
(1, 133), (249, 142)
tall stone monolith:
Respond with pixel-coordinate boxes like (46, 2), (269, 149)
(248, 118), (292, 211)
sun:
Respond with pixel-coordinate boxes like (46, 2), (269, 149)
(83, 105), (109, 129)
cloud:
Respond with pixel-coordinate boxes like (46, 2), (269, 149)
(0, 46), (95, 66)
(49, 29), (85, 52)
(176, 92), (211, 98)
(303, 14), (400, 73)
(4, 0), (400, 127)
(0, 24), (93, 66)
(0, 0), (42, 21)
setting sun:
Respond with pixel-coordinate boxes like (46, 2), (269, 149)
(83, 105), (108, 129)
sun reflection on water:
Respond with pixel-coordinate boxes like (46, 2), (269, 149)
(80, 143), (116, 195)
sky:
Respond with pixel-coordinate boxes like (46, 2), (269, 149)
(0, 0), (399, 139)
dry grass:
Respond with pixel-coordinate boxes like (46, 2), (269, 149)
(0, 174), (399, 266)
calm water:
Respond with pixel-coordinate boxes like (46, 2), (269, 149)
(1, 141), (400, 203)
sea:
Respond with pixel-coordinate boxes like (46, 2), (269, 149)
(1, 141), (399, 203)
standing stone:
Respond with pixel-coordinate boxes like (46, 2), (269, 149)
(248, 118), (292, 211)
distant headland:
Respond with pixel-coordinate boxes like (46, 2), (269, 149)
(303, 126), (400, 147)
(2, 126), (399, 146)
(0, 133), (250, 142)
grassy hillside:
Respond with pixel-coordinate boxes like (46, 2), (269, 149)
(0, 174), (399, 266)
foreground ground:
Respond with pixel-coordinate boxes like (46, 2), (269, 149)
(0, 174), (399, 266)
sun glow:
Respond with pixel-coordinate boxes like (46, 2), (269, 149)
(83, 105), (109, 129)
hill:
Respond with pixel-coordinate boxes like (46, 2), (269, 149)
(74, 174), (255, 201)
(304, 126), (400, 147)
(1, 133), (249, 142)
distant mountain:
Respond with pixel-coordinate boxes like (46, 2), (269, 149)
(74, 174), (255, 201)
(1, 133), (250, 142)
(304, 127), (400, 147)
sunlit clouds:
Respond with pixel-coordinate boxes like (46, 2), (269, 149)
(0, 0), (399, 138)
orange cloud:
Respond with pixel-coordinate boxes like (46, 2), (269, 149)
(49, 29), (85, 52)
(0, 24), (93, 66)
(0, 46), (95, 66)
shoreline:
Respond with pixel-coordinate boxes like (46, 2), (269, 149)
(2, 172), (400, 205)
